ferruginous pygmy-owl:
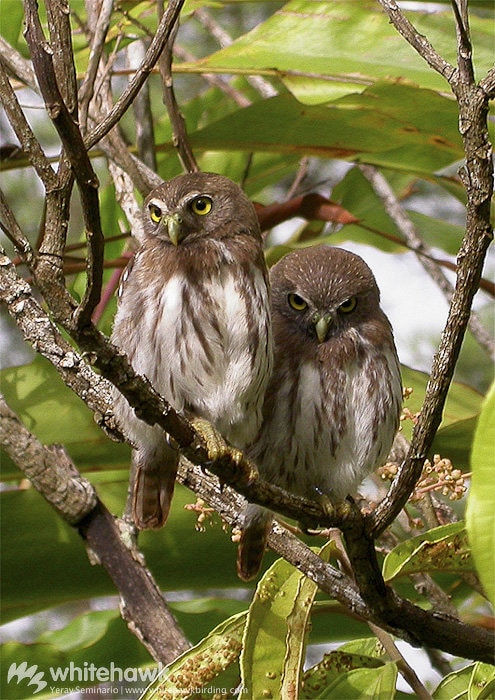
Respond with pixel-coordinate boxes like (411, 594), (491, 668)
(111, 172), (273, 530)
(237, 244), (402, 580)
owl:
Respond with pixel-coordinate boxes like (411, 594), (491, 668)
(111, 172), (273, 529)
(237, 244), (402, 580)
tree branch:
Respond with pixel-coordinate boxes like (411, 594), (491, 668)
(78, 0), (115, 132)
(157, 4), (198, 173)
(127, 39), (157, 173)
(84, 0), (185, 151)
(1, 248), (493, 663)
(369, 3), (494, 537)
(0, 396), (190, 664)
(359, 164), (494, 358)
(0, 188), (35, 264)
(376, 0), (456, 84)
(0, 395), (97, 523)
(24, 0), (104, 328)
(0, 34), (37, 90)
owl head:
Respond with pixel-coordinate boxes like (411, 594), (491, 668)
(143, 172), (260, 246)
(270, 245), (384, 345)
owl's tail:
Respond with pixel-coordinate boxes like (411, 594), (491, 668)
(237, 504), (272, 581)
(131, 444), (179, 530)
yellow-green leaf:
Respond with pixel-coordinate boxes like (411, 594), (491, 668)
(382, 522), (472, 582)
(240, 543), (332, 698)
(466, 381), (495, 608)
(140, 611), (246, 700)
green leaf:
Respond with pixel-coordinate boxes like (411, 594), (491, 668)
(466, 381), (495, 608)
(179, 1), (494, 102)
(338, 638), (388, 659)
(432, 662), (495, 700)
(140, 611), (246, 699)
(302, 649), (385, 699)
(469, 663), (495, 700)
(400, 365), (483, 444)
(382, 522), (472, 582)
(240, 543), (332, 698)
(433, 416), (479, 471)
(0, 0), (25, 47)
(0, 356), (130, 479)
(189, 85), (465, 176)
(312, 662), (398, 699)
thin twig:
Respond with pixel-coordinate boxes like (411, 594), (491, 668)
(85, 0), (185, 150)
(128, 39), (157, 172)
(359, 164), (494, 358)
(450, 1), (475, 86)
(79, 0), (115, 132)
(0, 34), (37, 90)
(24, 0), (104, 328)
(158, 3), (198, 173)
(0, 63), (57, 189)
(0, 189), (35, 264)
(376, 0), (457, 84)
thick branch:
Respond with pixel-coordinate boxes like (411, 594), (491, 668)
(0, 396), (97, 523)
(2, 249), (493, 663)
(0, 396), (190, 664)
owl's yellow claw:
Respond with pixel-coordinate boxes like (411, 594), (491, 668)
(192, 418), (257, 487)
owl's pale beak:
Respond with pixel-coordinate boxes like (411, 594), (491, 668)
(314, 316), (331, 343)
(164, 213), (184, 246)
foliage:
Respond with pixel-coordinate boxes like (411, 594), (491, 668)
(0, 1), (493, 699)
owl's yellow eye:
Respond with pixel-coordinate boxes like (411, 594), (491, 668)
(149, 204), (162, 223)
(339, 296), (357, 314)
(288, 293), (308, 311)
(190, 196), (213, 216)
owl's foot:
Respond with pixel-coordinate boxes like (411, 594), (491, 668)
(191, 418), (258, 488)
(299, 492), (355, 533)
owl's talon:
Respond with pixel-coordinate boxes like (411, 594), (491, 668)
(192, 418), (256, 487)
(318, 493), (337, 518)
(192, 418), (227, 462)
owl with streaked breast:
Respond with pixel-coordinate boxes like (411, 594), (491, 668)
(111, 172), (273, 530)
(237, 244), (402, 580)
